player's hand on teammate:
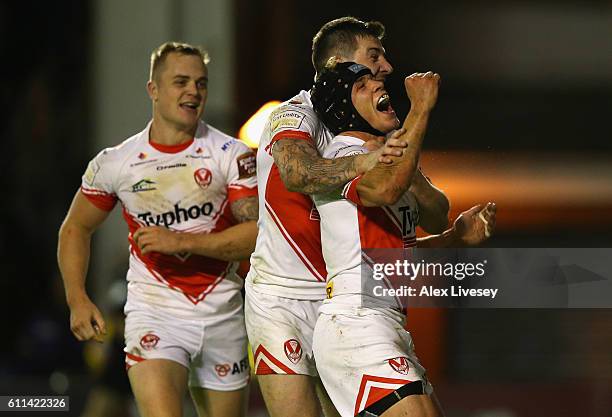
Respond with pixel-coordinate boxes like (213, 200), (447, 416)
(362, 136), (384, 152)
(452, 202), (497, 246)
(133, 226), (186, 255)
(372, 127), (408, 165)
(69, 295), (107, 343)
(405, 71), (440, 113)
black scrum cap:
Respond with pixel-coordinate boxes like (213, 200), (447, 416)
(311, 62), (384, 137)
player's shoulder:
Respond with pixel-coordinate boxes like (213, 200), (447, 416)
(270, 90), (320, 126)
(92, 126), (148, 165)
(280, 90), (316, 113)
(82, 126), (148, 186)
(196, 121), (249, 153)
(323, 135), (367, 159)
(198, 121), (251, 155)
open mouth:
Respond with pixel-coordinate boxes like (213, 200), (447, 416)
(180, 102), (199, 111)
(376, 94), (393, 113)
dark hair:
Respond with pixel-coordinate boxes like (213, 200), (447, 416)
(149, 41), (210, 81)
(312, 17), (385, 75)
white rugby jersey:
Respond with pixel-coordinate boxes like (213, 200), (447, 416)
(248, 90), (334, 299)
(81, 120), (257, 317)
(313, 135), (419, 301)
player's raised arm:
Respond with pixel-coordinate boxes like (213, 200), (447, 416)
(355, 72), (440, 207)
(58, 191), (110, 343)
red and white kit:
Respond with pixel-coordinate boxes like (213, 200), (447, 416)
(245, 90), (333, 375)
(81, 120), (256, 390)
(312, 135), (432, 417)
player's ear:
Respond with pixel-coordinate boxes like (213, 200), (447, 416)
(147, 80), (158, 101)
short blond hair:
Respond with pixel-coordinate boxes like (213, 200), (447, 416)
(149, 41), (210, 81)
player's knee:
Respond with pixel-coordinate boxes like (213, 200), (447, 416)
(191, 387), (248, 417)
(379, 394), (442, 417)
(258, 375), (321, 417)
(127, 359), (188, 416)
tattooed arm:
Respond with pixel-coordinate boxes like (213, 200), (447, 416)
(272, 136), (405, 195)
(132, 196), (259, 261)
(230, 195), (258, 223)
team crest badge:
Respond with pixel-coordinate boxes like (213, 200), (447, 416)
(139, 333), (160, 350)
(283, 339), (303, 364)
(388, 357), (411, 375)
(194, 168), (213, 189)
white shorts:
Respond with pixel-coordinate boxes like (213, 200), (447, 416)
(313, 304), (433, 417)
(244, 281), (323, 376)
(124, 303), (250, 391)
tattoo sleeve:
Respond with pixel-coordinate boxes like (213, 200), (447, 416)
(272, 138), (365, 195)
(230, 196), (259, 223)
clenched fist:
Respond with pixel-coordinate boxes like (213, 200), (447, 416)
(404, 71), (440, 113)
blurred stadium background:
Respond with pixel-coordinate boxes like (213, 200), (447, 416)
(1, 0), (611, 416)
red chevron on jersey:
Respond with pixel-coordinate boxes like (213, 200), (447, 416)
(263, 159), (327, 283)
(265, 200), (326, 282)
(354, 374), (412, 416)
(253, 345), (296, 375)
(122, 207), (229, 305)
(125, 352), (145, 370)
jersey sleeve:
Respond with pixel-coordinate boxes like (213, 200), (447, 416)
(323, 143), (367, 159)
(221, 139), (258, 204)
(324, 141), (369, 206)
(268, 103), (319, 150)
(341, 175), (364, 206)
(80, 149), (118, 211)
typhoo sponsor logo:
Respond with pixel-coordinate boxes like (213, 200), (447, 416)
(137, 202), (214, 227)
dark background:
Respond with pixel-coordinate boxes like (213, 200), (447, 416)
(1, 1), (611, 416)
